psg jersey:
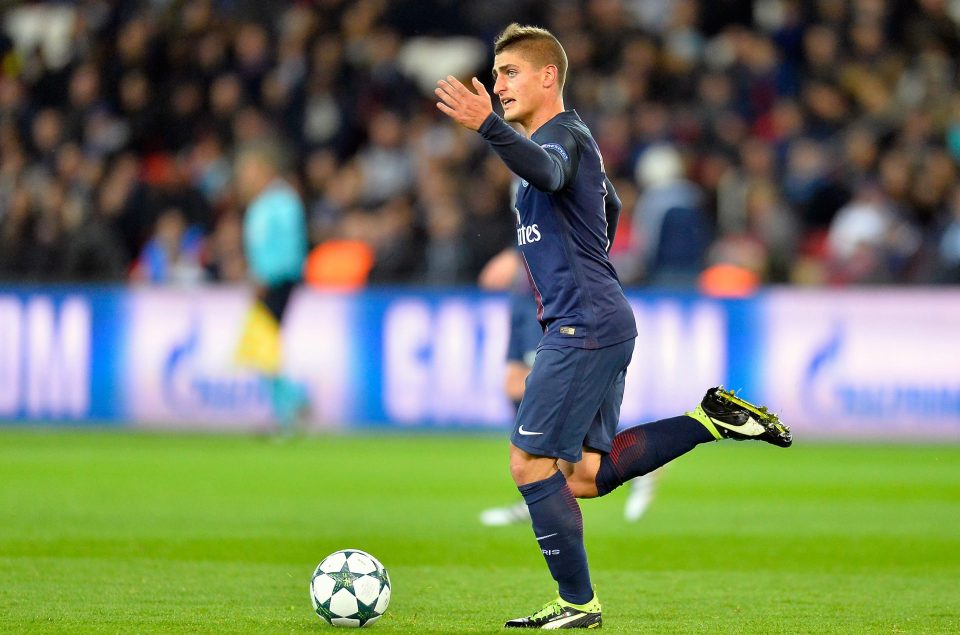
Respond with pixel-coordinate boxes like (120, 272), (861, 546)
(480, 110), (637, 349)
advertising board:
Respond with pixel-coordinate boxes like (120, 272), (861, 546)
(1, 285), (957, 440)
(762, 290), (960, 439)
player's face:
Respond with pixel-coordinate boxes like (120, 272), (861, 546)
(492, 50), (546, 127)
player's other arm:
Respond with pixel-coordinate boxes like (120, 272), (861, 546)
(435, 75), (575, 192)
(603, 176), (622, 252)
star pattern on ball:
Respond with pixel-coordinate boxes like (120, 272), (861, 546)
(354, 600), (381, 626)
(327, 567), (365, 597)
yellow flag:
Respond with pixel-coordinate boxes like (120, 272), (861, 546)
(234, 302), (282, 374)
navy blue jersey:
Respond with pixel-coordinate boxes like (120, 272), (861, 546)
(479, 110), (637, 349)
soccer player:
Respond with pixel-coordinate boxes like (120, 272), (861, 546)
(436, 24), (792, 629)
(478, 248), (659, 527)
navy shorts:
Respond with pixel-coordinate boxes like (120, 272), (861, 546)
(512, 338), (635, 463)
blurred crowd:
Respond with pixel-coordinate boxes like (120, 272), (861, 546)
(2, 0), (960, 288)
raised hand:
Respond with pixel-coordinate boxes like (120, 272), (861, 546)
(435, 75), (493, 131)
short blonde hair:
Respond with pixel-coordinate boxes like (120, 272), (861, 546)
(494, 23), (568, 91)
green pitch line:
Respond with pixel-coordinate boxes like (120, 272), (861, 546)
(0, 430), (958, 633)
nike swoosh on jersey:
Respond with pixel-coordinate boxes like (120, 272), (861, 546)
(517, 426), (544, 436)
(535, 533), (558, 541)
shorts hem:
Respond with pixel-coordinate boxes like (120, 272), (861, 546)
(511, 435), (581, 463)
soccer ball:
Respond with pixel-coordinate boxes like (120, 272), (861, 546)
(310, 549), (391, 627)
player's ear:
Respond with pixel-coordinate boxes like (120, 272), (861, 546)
(542, 65), (558, 90)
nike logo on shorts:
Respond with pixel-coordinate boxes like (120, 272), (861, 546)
(517, 426), (544, 436)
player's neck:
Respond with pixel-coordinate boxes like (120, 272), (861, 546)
(520, 100), (565, 138)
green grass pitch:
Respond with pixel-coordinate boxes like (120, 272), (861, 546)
(1, 430), (958, 634)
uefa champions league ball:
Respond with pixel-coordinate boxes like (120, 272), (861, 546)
(310, 549), (391, 627)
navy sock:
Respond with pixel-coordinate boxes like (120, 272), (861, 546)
(518, 471), (593, 605)
(595, 415), (715, 497)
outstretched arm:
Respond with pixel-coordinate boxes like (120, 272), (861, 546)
(435, 76), (573, 192)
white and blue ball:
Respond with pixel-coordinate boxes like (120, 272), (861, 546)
(310, 549), (391, 627)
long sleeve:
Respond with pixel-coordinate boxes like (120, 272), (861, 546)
(603, 176), (622, 253)
(478, 113), (579, 193)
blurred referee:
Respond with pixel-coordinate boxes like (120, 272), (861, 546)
(235, 140), (309, 430)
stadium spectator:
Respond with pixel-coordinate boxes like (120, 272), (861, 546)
(0, 0), (959, 287)
(203, 211), (247, 283)
(61, 204), (130, 283)
(620, 143), (710, 286)
(938, 185), (960, 282)
(303, 207), (376, 290)
(130, 207), (206, 285)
